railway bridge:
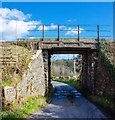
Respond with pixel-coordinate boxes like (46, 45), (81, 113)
(16, 24), (110, 96)
(2, 24), (114, 105)
(35, 38), (100, 95)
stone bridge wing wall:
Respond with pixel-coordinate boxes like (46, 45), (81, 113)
(3, 50), (46, 104)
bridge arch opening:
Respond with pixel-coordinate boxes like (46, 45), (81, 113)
(50, 54), (82, 81)
(42, 49), (99, 95)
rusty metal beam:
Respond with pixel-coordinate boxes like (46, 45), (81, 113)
(58, 24), (60, 41)
(42, 25), (44, 41)
(78, 24), (80, 41)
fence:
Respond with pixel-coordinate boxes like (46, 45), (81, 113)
(26, 24), (111, 41)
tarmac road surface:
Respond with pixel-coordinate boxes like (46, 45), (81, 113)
(29, 81), (108, 119)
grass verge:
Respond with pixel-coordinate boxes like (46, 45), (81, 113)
(1, 95), (47, 119)
(85, 93), (115, 118)
(53, 78), (81, 90)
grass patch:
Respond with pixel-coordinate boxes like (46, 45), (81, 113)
(53, 78), (81, 90)
(1, 95), (47, 119)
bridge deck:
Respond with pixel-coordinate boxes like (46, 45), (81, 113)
(38, 39), (99, 54)
(17, 38), (100, 54)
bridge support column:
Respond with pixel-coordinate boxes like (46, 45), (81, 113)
(91, 51), (99, 94)
(81, 51), (99, 95)
(42, 50), (51, 96)
(81, 52), (88, 88)
(88, 51), (99, 94)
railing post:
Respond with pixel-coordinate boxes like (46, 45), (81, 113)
(97, 25), (100, 49)
(42, 25), (44, 41)
(78, 24), (80, 41)
(58, 24), (60, 41)
(97, 25), (99, 42)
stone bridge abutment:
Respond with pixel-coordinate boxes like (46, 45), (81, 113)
(81, 51), (99, 94)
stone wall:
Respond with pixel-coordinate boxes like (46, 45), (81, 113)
(42, 50), (51, 95)
(80, 51), (115, 97)
(3, 50), (46, 104)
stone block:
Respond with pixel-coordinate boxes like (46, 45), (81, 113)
(4, 86), (16, 103)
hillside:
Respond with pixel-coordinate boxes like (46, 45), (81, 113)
(99, 40), (115, 83)
(0, 42), (33, 87)
(100, 40), (114, 65)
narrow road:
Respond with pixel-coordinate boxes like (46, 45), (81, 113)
(29, 81), (108, 119)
